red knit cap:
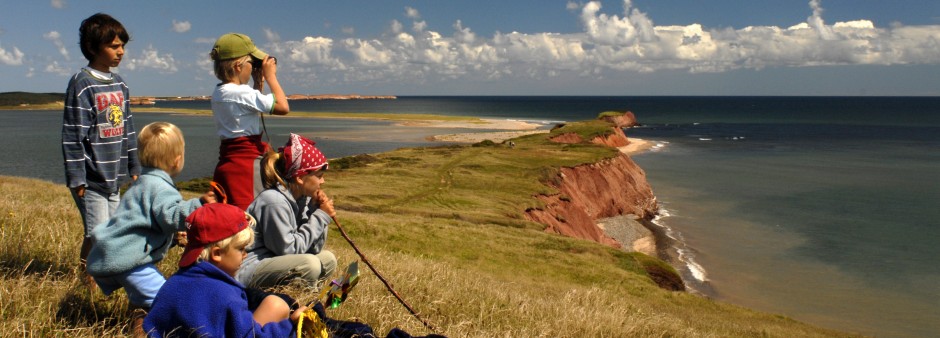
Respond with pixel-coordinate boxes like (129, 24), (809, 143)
(280, 133), (328, 179)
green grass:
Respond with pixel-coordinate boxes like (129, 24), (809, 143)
(0, 118), (861, 337)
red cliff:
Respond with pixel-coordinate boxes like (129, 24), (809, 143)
(526, 112), (657, 249)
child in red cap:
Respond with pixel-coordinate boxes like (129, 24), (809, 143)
(144, 204), (307, 337)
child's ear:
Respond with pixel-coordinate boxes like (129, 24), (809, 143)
(173, 155), (183, 171)
(208, 246), (224, 264)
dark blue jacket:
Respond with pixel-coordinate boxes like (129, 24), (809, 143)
(144, 261), (295, 337)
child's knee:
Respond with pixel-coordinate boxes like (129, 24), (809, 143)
(254, 295), (290, 325)
(265, 295), (290, 317)
(318, 251), (337, 277)
(295, 252), (336, 282)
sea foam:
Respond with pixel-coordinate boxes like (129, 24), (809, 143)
(653, 207), (709, 284)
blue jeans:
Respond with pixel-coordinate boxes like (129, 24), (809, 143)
(71, 187), (119, 238)
(94, 263), (165, 308)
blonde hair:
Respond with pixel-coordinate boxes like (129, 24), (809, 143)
(211, 53), (250, 82)
(259, 150), (288, 189)
(196, 214), (256, 263)
(138, 122), (185, 175)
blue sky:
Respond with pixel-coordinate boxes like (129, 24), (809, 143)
(1, 0), (939, 96)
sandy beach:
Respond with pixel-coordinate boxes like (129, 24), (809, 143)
(433, 126), (655, 157)
(398, 118), (544, 130)
(430, 130), (549, 143)
(617, 138), (654, 155)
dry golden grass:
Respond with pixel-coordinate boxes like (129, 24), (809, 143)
(0, 173), (860, 337)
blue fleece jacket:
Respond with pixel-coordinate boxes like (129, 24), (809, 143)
(143, 261), (296, 338)
(86, 167), (203, 276)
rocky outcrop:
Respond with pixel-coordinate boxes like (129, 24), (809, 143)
(527, 111), (681, 290)
(130, 97), (156, 105)
(526, 111), (657, 249)
(525, 153), (657, 249)
(600, 111), (638, 129)
(550, 111), (638, 148)
(591, 127), (631, 148)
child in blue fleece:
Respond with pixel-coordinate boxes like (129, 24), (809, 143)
(144, 203), (307, 337)
(85, 122), (215, 336)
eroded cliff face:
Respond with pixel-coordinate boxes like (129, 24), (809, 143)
(550, 111), (636, 148)
(527, 111), (656, 249)
(525, 153), (657, 248)
(525, 112), (682, 291)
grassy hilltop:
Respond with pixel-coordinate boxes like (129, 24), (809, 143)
(0, 117), (858, 337)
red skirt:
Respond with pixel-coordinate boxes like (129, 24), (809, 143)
(213, 135), (270, 211)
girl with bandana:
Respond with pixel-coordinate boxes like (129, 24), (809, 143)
(236, 134), (337, 289)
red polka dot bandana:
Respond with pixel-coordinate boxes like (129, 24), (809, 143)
(279, 133), (328, 179)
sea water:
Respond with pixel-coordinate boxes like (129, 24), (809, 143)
(628, 121), (940, 337)
(5, 96), (939, 337)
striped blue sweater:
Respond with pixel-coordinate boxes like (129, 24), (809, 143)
(61, 68), (140, 193)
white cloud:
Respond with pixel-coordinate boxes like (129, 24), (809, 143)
(343, 38), (393, 66)
(172, 20), (191, 33)
(453, 20), (476, 44)
(44, 60), (70, 76)
(579, 0), (655, 45)
(405, 7), (420, 19)
(263, 1), (940, 87)
(43, 30), (70, 60)
(342, 26), (355, 35)
(808, 0), (835, 40)
(263, 27), (281, 43)
(282, 36), (340, 67)
(0, 43), (25, 65)
(123, 46), (178, 73)
(50, 0), (65, 9)
(413, 21), (428, 33)
(390, 20), (403, 34)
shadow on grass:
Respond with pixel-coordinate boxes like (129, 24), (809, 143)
(56, 286), (125, 330)
(0, 254), (73, 280)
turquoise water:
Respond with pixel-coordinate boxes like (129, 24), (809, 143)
(7, 96), (939, 337)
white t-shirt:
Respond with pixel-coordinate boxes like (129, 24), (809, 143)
(211, 83), (275, 139)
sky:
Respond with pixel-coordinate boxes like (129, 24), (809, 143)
(1, 0), (939, 96)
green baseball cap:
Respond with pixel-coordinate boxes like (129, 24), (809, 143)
(211, 33), (268, 60)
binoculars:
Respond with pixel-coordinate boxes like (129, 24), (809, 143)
(252, 56), (277, 69)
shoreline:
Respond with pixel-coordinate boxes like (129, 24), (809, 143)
(16, 106), (666, 264)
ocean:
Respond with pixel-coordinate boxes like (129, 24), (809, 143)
(6, 96), (939, 337)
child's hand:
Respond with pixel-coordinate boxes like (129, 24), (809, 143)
(71, 185), (86, 198)
(314, 190), (336, 218)
(261, 56), (277, 79)
(200, 190), (218, 205)
(173, 231), (188, 247)
(290, 305), (308, 323)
